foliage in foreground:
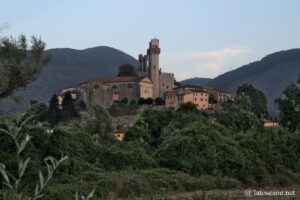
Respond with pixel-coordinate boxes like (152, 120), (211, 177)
(0, 114), (68, 200)
(0, 34), (48, 99)
(0, 98), (300, 199)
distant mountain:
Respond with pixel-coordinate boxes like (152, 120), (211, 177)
(208, 49), (300, 115)
(1, 46), (138, 115)
(180, 77), (212, 85)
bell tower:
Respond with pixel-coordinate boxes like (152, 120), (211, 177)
(147, 38), (160, 98)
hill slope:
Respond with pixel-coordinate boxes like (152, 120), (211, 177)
(208, 49), (300, 115)
(180, 77), (212, 85)
(1, 46), (138, 114)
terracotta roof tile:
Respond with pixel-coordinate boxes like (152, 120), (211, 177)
(80, 75), (150, 85)
(262, 118), (276, 124)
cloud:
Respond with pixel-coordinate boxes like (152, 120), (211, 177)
(160, 47), (251, 81)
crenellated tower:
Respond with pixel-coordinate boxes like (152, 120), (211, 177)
(147, 38), (160, 98)
(138, 38), (175, 99)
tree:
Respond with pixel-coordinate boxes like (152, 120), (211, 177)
(26, 102), (48, 122)
(155, 97), (165, 105)
(61, 92), (77, 121)
(216, 101), (263, 132)
(47, 94), (60, 126)
(117, 63), (137, 77)
(120, 97), (128, 104)
(130, 99), (136, 105)
(236, 83), (268, 117)
(0, 34), (48, 98)
(177, 102), (198, 114)
(276, 79), (300, 131)
(138, 98), (145, 105)
(154, 136), (198, 172)
(80, 105), (114, 144)
(145, 97), (153, 105)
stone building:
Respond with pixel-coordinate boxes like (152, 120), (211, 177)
(79, 38), (175, 109)
(57, 87), (79, 105)
(165, 90), (178, 108)
(79, 76), (152, 108)
(138, 38), (175, 99)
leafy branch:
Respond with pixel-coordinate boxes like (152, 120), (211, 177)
(0, 113), (68, 200)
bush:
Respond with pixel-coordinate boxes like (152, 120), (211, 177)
(138, 98), (145, 105)
(155, 97), (165, 105)
(130, 99), (136, 105)
(121, 97), (129, 104)
(154, 136), (198, 172)
(145, 97), (153, 105)
(79, 106), (114, 144)
(98, 145), (157, 170)
(177, 102), (198, 113)
(108, 103), (139, 116)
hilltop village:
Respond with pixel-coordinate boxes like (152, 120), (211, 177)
(59, 38), (233, 111)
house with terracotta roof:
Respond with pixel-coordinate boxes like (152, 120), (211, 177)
(262, 118), (279, 128)
(165, 85), (233, 111)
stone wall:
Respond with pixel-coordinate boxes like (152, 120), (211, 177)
(159, 72), (175, 98)
(107, 82), (141, 102)
(79, 83), (113, 108)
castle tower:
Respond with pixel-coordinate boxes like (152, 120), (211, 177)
(147, 38), (160, 98)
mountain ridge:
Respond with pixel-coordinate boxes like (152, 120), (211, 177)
(187, 49), (300, 115)
(0, 46), (139, 115)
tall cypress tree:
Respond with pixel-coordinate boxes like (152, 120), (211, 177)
(61, 92), (77, 121)
(47, 94), (60, 125)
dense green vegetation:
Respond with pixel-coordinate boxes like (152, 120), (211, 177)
(1, 92), (300, 199)
(236, 83), (268, 117)
(276, 77), (300, 131)
(1, 36), (300, 198)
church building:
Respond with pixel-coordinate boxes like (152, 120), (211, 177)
(79, 38), (175, 108)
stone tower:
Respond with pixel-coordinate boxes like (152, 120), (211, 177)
(147, 38), (160, 98)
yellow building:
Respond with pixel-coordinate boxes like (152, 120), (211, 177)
(165, 85), (232, 111)
(180, 89), (209, 110)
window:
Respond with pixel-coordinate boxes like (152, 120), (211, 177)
(201, 98), (203, 101)
(93, 84), (99, 89)
(127, 84), (133, 88)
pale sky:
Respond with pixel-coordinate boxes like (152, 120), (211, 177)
(1, 0), (300, 80)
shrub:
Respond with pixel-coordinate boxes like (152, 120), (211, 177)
(120, 97), (128, 104)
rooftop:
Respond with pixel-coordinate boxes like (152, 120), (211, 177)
(81, 75), (151, 85)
